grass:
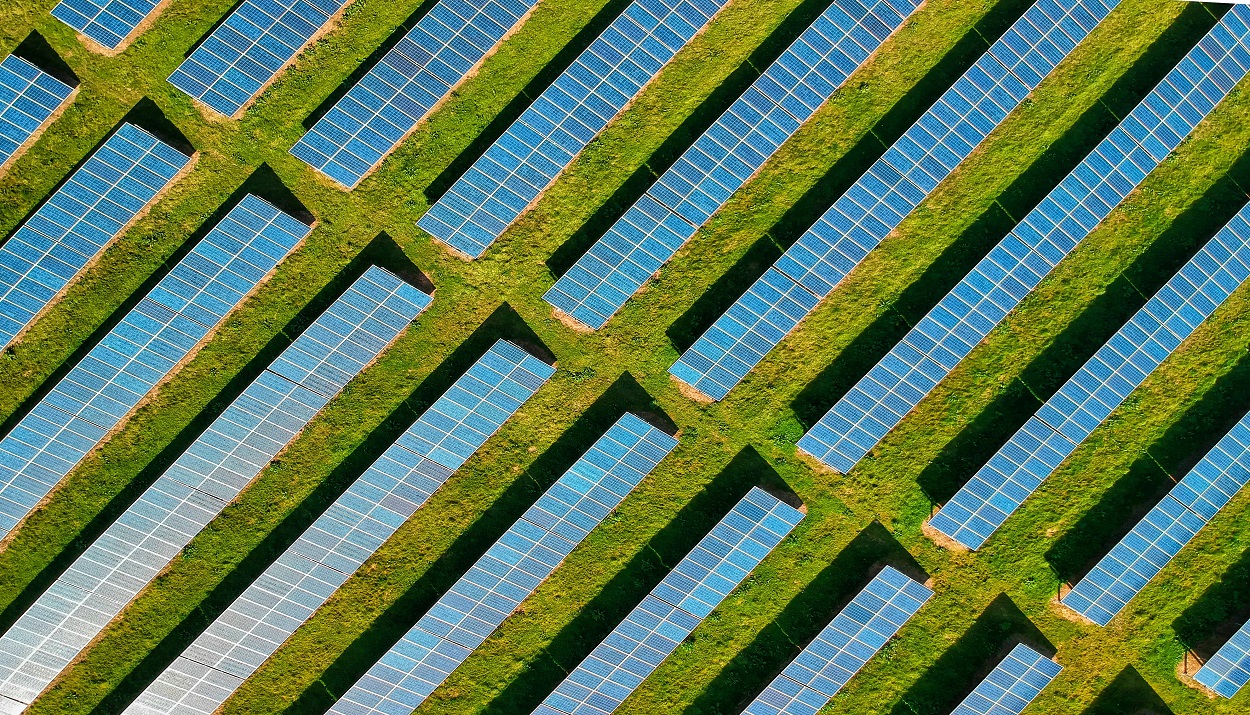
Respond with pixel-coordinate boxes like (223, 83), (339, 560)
(0, 0), (1247, 714)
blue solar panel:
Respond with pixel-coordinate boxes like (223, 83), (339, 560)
(321, 413), (674, 715)
(0, 55), (74, 173)
(542, 0), (922, 330)
(122, 340), (560, 715)
(949, 644), (1062, 715)
(291, 0), (542, 189)
(741, 566), (930, 715)
(417, 0), (735, 258)
(168, 0), (350, 118)
(924, 162), (1250, 553)
(1196, 614), (1250, 699)
(798, 7), (1250, 475)
(0, 122), (193, 350)
(668, 0), (1123, 402)
(51, 0), (164, 51)
(0, 267), (431, 710)
(0, 194), (309, 545)
(531, 486), (804, 715)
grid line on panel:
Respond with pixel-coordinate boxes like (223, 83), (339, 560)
(291, 0), (540, 188)
(668, 0), (1124, 402)
(949, 644), (1062, 715)
(0, 55), (74, 170)
(168, 0), (351, 118)
(534, 487), (804, 715)
(741, 566), (931, 715)
(0, 122), (193, 351)
(51, 0), (163, 50)
(0, 195), (309, 543)
(796, 5), (1250, 478)
(541, 0), (922, 330)
(417, 0), (735, 258)
(0, 267), (430, 709)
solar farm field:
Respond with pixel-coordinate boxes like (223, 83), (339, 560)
(0, 0), (1249, 714)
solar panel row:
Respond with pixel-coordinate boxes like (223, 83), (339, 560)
(168, 0), (350, 118)
(0, 55), (74, 173)
(950, 644), (1062, 715)
(798, 8), (1250, 479)
(0, 122), (193, 351)
(52, 0), (164, 51)
(292, 0), (541, 189)
(0, 266), (431, 710)
(1196, 611), (1250, 699)
(324, 412), (674, 715)
(541, 0), (921, 330)
(668, 0), (1123, 402)
(532, 486), (804, 715)
(741, 565), (930, 715)
(417, 0), (734, 259)
(0, 194), (309, 545)
(123, 339), (557, 715)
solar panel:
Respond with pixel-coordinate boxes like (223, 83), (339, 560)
(320, 413), (674, 715)
(1062, 412), (1250, 626)
(668, 0), (1123, 402)
(291, 0), (542, 189)
(0, 55), (75, 173)
(741, 566), (930, 715)
(168, 0), (351, 118)
(532, 486), (804, 715)
(922, 134), (1250, 554)
(51, 0), (165, 51)
(949, 644), (1062, 715)
(1195, 614), (1250, 698)
(541, 0), (922, 330)
(0, 267), (431, 711)
(417, 0), (736, 259)
(0, 194), (310, 544)
(121, 340), (559, 715)
(799, 9), (1250, 476)
(0, 122), (193, 350)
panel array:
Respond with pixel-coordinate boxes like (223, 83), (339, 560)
(668, 0), (1123, 401)
(51, 0), (164, 51)
(1196, 614), (1250, 698)
(123, 339), (558, 715)
(168, 0), (350, 118)
(0, 195), (309, 544)
(950, 644), (1062, 715)
(741, 566), (930, 715)
(798, 8), (1250, 477)
(1063, 395), (1250, 625)
(322, 413), (674, 715)
(542, 0), (921, 330)
(0, 55), (74, 172)
(0, 267), (431, 711)
(417, 0), (733, 258)
(532, 486), (804, 715)
(0, 122), (193, 350)
(291, 0), (541, 189)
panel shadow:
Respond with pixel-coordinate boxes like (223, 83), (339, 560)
(1173, 547), (1250, 659)
(1082, 666), (1174, 715)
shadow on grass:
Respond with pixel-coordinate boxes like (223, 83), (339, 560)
(787, 2), (1224, 433)
(1082, 666), (1174, 715)
(664, 0), (1039, 352)
(422, 0), (635, 204)
(1174, 547), (1250, 659)
(683, 522), (924, 715)
(889, 594), (1052, 715)
(12, 31), (79, 87)
(0, 230), (423, 643)
(460, 447), (795, 715)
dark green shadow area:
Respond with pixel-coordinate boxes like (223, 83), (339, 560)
(683, 521), (923, 715)
(1174, 547), (1250, 658)
(12, 31), (79, 87)
(889, 594), (1052, 715)
(666, 0), (1039, 352)
(0, 229), (423, 644)
(788, 1), (1224, 433)
(467, 446), (796, 715)
(1082, 666), (1174, 715)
